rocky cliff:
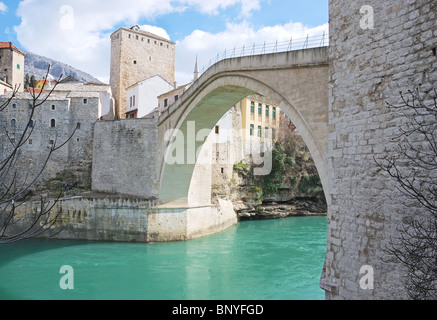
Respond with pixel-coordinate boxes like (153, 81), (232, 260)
(212, 135), (327, 220)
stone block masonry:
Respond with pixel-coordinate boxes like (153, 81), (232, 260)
(9, 195), (237, 243)
(321, 0), (437, 299)
(11, 195), (154, 242)
(0, 92), (99, 191)
(92, 117), (160, 199)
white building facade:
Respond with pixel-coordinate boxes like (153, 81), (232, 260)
(126, 75), (175, 118)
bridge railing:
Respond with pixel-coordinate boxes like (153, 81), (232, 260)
(199, 32), (329, 75)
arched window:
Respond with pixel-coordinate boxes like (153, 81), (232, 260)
(50, 119), (56, 128)
(11, 119), (16, 128)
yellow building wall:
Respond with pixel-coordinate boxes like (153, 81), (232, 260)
(237, 96), (280, 144)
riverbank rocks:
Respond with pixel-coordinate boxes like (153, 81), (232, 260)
(236, 197), (327, 220)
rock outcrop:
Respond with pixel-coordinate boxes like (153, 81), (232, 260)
(236, 197), (327, 220)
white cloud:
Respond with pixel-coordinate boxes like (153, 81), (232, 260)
(13, 0), (261, 82)
(177, 0), (261, 17)
(139, 25), (170, 40)
(175, 21), (329, 84)
(12, 0), (325, 84)
(0, 2), (7, 13)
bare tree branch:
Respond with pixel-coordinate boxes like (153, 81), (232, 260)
(0, 66), (75, 244)
(376, 86), (437, 300)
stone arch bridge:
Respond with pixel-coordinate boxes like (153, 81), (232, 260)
(85, 0), (437, 300)
(157, 47), (329, 209)
(92, 47), (329, 243)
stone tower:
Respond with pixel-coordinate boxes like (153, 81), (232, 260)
(0, 41), (25, 91)
(110, 25), (176, 119)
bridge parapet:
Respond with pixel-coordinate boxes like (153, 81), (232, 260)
(159, 46), (329, 125)
(198, 33), (329, 74)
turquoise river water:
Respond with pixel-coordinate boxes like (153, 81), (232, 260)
(0, 216), (327, 300)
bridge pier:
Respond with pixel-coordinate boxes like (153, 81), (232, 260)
(148, 199), (238, 242)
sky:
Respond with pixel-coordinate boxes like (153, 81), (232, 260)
(0, 0), (329, 84)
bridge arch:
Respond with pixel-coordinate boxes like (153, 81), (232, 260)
(158, 48), (329, 207)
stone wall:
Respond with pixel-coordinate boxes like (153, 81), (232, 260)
(92, 117), (160, 199)
(10, 195), (237, 243)
(148, 200), (238, 242)
(0, 92), (99, 191)
(11, 195), (156, 242)
(322, 0), (437, 299)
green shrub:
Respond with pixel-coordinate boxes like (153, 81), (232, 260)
(298, 174), (322, 194)
(262, 142), (286, 196)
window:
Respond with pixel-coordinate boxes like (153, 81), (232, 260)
(11, 119), (16, 128)
(265, 105), (269, 117)
(17, 64), (20, 70)
(272, 107), (276, 119)
(136, 35), (139, 40)
(130, 96), (133, 107)
(133, 95), (136, 106)
(83, 99), (88, 105)
(250, 124), (254, 136)
(258, 126), (262, 137)
(133, 60), (137, 64)
(52, 105), (56, 110)
(175, 95), (179, 101)
(29, 139), (33, 145)
(265, 127), (269, 138)
(215, 126), (220, 134)
(50, 119), (56, 128)
(221, 168), (224, 174)
(12, 103), (16, 109)
(164, 99), (168, 108)
(28, 119), (34, 128)
(250, 101), (255, 114)
(148, 39), (150, 43)
(76, 122), (81, 129)
(29, 104), (33, 109)
(76, 138), (80, 142)
(258, 103), (262, 115)
(49, 140), (54, 145)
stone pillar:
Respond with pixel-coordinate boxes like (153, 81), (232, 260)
(322, 0), (437, 299)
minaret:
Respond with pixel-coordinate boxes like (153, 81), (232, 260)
(193, 55), (199, 81)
